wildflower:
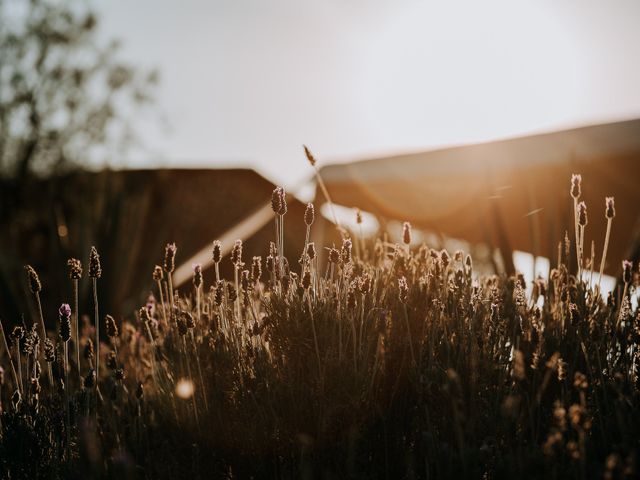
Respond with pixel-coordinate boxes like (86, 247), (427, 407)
(271, 187), (282, 214)
(622, 260), (633, 284)
(278, 188), (287, 215)
(573, 371), (588, 391)
(176, 316), (188, 336)
(89, 246), (102, 278)
(10, 326), (24, 346)
(105, 314), (119, 338)
(231, 239), (243, 267)
(84, 369), (96, 388)
(328, 247), (340, 264)
(67, 258), (83, 279)
(59, 303), (72, 342)
(212, 240), (222, 264)
(441, 250), (450, 269)
(152, 265), (163, 281)
(227, 283), (237, 303)
(341, 238), (353, 264)
(303, 145), (316, 166)
(402, 222), (412, 245)
(24, 265), (41, 293)
(570, 173), (581, 199)
(44, 339), (55, 362)
(241, 270), (251, 292)
(21, 324), (39, 356)
(184, 312), (195, 329)
(193, 263), (203, 288)
(251, 256), (262, 282)
(163, 243), (177, 273)
(214, 281), (224, 306)
(398, 276), (408, 303)
(302, 270), (311, 290)
(577, 201), (588, 227)
(306, 242), (316, 261)
(304, 202), (315, 226)
(107, 351), (117, 370)
(84, 339), (94, 361)
(605, 196), (615, 219)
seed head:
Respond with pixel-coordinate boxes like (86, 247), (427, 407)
(241, 270), (250, 293)
(107, 351), (117, 370)
(402, 222), (412, 245)
(193, 263), (203, 288)
(163, 243), (177, 273)
(84, 339), (94, 361)
(271, 187), (282, 214)
(212, 240), (222, 264)
(605, 196), (615, 219)
(304, 202), (315, 226)
(105, 314), (119, 338)
(22, 325), (39, 356)
(341, 238), (353, 264)
(302, 270), (311, 290)
(183, 312), (195, 329)
(84, 369), (96, 389)
(214, 281), (224, 306)
(622, 260), (633, 284)
(89, 246), (102, 278)
(231, 239), (243, 267)
(277, 188), (287, 215)
(398, 276), (408, 303)
(441, 250), (451, 269)
(465, 254), (473, 270)
(577, 201), (588, 227)
(44, 339), (55, 362)
(67, 258), (83, 279)
(10, 326), (24, 344)
(570, 174), (581, 199)
(328, 247), (340, 264)
(152, 265), (163, 281)
(176, 316), (188, 336)
(227, 283), (237, 303)
(59, 303), (72, 342)
(306, 242), (316, 261)
(139, 306), (150, 323)
(251, 256), (262, 282)
(303, 145), (316, 166)
(24, 265), (41, 293)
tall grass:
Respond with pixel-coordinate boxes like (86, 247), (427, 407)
(0, 175), (638, 479)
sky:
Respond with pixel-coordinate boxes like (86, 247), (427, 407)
(97, 0), (640, 189)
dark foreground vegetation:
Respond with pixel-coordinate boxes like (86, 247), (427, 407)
(0, 177), (638, 479)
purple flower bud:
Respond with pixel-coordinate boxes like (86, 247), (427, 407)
(58, 303), (71, 319)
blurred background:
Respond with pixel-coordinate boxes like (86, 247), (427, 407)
(2, 0), (640, 325)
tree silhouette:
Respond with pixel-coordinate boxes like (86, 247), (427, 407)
(0, 0), (157, 181)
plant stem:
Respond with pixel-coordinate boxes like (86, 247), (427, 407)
(598, 217), (613, 294)
(73, 279), (81, 384)
(92, 278), (100, 387)
(0, 319), (20, 394)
